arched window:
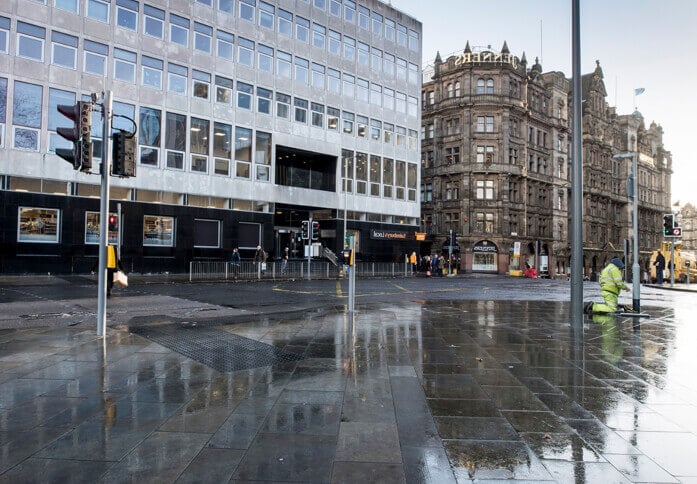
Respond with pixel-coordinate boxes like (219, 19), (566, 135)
(486, 78), (494, 94)
(476, 78), (485, 94)
(454, 81), (461, 97)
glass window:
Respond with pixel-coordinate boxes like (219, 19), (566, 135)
(408, 96), (418, 117)
(139, 106), (161, 166)
(213, 121), (232, 175)
(328, 30), (341, 55)
(217, 30), (234, 60)
(259, 1), (274, 29)
(342, 73), (354, 98)
(51, 31), (78, 69)
(342, 111), (354, 135)
(193, 219), (220, 248)
(357, 41), (369, 66)
(116, 0), (138, 30)
(383, 53), (395, 77)
(384, 18), (395, 42)
(311, 102), (324, 128)
(165, 111), (186, 169)
(396, 58), (407, 81)
(408, 29), (419, 51)
(218, 0), (234, 14)
(344, 0), (355, 23)
(277, 50), (291, 78)
(143, 215), (174, 247)
(215, 75), (233, 104)
(168, 62), (187, 95)
(144, 5), (164, 38)
(370, 119), (381, 141)
(327, 107), (339, 131)
(194, 22), (213, 54)
(356, 152), (367, 194)
(84, 40), (108, 75)
(356, 115), (367, 138)
(370, 83), (381, 106)
(358, 5), (369, 30)
(370, 154), (381, 195)
(295, 57), (309, 84)
(383, 158), (393, 197)
(87, 0), (110, 22)
(257, 86), (272, 114)
(357, 78), (368, 103)
(48, 88), (75, 153)
(238, 37), (254, 67)
(383, 87), (394, 110)
(237, 81), (253, 109)
(255, 131), (271, 181)
(192, 70), (210, 99)
(239, 0), (255, 22)
(312, 23), (325, 49)
(276, 92), (290, 119)
(13, 81), (42, 151)
(408, 63), (419, 84)
(142, 55), (163, 89)
(395, 91), (406, 113)
(258, 44), (273, 72)
(383, 123), (393, 144)
(397, 24), (407, 47)
(17, 22), (45, 62)
(330, 0), (341, 17)
(18, 207), (60, 243)
(343, 36), (355, 60)
(278, 8), (292, 36)
(371, 11), (382, 36)
(328, 68), (341, 94)
(296, 16), (309, 43)
(55, 0), (77, 13)
(314, 0), (326, 10)
(294, 98), (308, 123)
(235, 126), (252, 178)
(0, 17), (8, 54)
(114, 48), (136, 83)
(311, 63), (325, 89)
(169, 14), (189, 46)
(371, 47), (382, 72)
(85, 212), (118, 245)
(190, 117), (209, 173)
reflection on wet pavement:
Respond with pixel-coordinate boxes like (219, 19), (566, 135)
(1, 298), (696, 482)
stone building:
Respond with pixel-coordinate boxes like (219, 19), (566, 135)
(421, 42), (672, 277)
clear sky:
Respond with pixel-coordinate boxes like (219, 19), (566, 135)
(390, 0), (697, 208)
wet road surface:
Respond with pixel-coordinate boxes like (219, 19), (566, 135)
(0, 276), (695, 482)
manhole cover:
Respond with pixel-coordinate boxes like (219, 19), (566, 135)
(130, 323), (303, 372)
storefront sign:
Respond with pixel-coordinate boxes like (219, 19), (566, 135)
(370, 229), (412, 240)
(473, 240), (498, 253)
(454, 51), (519, 69)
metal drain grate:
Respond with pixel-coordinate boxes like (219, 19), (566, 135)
(131, 323), (304, 372)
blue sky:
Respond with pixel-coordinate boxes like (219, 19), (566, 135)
(391, 0), (697, 208)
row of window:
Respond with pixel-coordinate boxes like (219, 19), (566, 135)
(43, 0), (419, 51)
(1, 78), (419, 157)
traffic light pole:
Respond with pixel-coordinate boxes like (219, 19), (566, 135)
(306, 216), (312, 280)
(670, 238), (675, 288)
(96, 91), (113, 338)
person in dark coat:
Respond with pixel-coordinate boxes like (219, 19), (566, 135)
(654, 251), (665, 284)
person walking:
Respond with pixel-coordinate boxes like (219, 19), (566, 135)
(231, 248), (241, 277)
(254, 245), (267, 273)
(584, 258), (630, 314)
(654, 251), (665, 284)
(281, 247), (289, 274)
(106, 244), (119, 297)
(409, 251), (417, 274)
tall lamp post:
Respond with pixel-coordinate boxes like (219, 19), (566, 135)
(614, 152), (640, 311)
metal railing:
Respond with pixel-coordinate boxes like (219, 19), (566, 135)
(189, 260), (414, 281)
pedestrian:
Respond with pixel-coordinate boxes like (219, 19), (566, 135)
(281, 247), (289, 274)
(231, 248), (241, 277)
(254, 245), (267, 273)
(106, 244), (121, 297)
(431, 255), (438, 275)
(409, 251), (417, 274)
(437, 255), (444, 277)
(654, 251), (665, 284)
(584, 258), (630, 314)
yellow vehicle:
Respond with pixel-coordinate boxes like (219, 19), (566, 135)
(649, 242), (697, 283)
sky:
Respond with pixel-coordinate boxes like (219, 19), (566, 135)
(390, 0), (697, 208)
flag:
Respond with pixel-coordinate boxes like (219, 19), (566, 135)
(634, 88), (645, 96)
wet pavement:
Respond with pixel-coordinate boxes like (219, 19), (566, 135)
(0, 280), (696, 482)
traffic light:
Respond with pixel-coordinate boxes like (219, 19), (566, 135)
(55, 101), (93, 172)
(663, 214), (674, 236)
(312, 221), (320, 240)
(108, 215), (118, 232)
(112, 130), (137, 177)
(301, 221), (310, 240)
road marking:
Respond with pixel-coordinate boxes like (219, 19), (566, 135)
(272, 284), (466, 298)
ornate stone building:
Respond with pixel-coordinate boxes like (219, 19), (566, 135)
(421, 42), (672, 277)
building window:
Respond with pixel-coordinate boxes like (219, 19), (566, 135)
(446, 117), (460, 135)
(311, 102), (324, 128)
(17, 22), (45, 62)
(358, 5), (369, 29)
(142, 55), (163, 89)
(384, 88), (394, 110)
(343, 36), (356, 61)
(237, 37), (254, 67)
(259, 1), (274, 29)
(446, 181), (459, 200)
(312, 23), (325, 49)
(144, 5), (165, 39)
(342, 111), (354, 135)
(343, 74), (355, 98)
(445, 146), (460, 164)
(255, 130), (271, 181)
(239, 0), (255, 22)
(193, 219), (221, 248)
(383, 157), (393, 198)
(0, 77), (6, 148)
(194, 22), (213, 54)
(294, 98), (308, 123)
(165, 111), (186, 169)
(476, 180), (494, 200)
(330, 0), (341, 17)
(276, 92), (290, 118)
(235, 126), (252, 178)
(357, 78), (369, 103)
(218, 0), (234, 14)
(509, 148), (518, 164)
(192, 70), (210, 99)
(408, 29), (419, 51)
(257, 87), (272, 114)
(114, 48), (136, 83)
(237, 81), (253, 109)
(258, 44), (274, 73)
(294, 57), (309, 84)
(311, 63), (325, 89)
(344, 0), (356, 23)
(217, 30), (234, 60)
(475, 212), (494, 233)
(328, 68), (341, 94)
(116, 0), (138, 30)
(48, 88), (75, 153)
(370, 119), (381, 141)
(143, 215), (174, 247)
(327, 107), (339, 131)
(190, 117), (209, 173)
(278, 8), (292, 36)
(371, 47), (382, 72)
(170, 14), (189, 46)
(328, 29), (341, 55)
(18, 207), (60, 243)
(296, 16), (309, 43)
(422, 183), (432, 202)
(87, 0), (110, 22)
(13, 81), (42, 151)
(168, 63), (187, 95)
(356, 115), (367, 138)
(476, 116), (494, 133)
(139, 107), (161, 167)
(213, 121), (232, 175)
(476, 145), (495, 163)
(51, 31), (78, 68)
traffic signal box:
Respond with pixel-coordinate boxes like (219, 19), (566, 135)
(301, 221), (310, 240)
(108, 215), (118, 232)
(312, 221), (320, 240)
(56, 101), (93, 172)
(663, 214), (674, 236)
(112, 130), (137, 177)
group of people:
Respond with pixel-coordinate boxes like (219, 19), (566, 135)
(406, 253), (458, 276)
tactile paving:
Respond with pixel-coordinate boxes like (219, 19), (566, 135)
(130, 323), (304, 372)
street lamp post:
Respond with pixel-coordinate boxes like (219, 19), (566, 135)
(614, 152), (641, 312)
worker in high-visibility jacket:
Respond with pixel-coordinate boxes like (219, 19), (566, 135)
(106, 245), (118, 297)
(584, 258), (629, 314)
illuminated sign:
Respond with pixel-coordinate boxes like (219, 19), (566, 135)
(371, 229), (412, 240)
(454, 51), (519, 69)
(473, 240), (499, 253)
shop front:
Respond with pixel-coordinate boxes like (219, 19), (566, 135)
(472, 240), (499, 273)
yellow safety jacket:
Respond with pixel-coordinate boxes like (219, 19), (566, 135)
(599, 263), (626, 295)
(107, 246), (117, 269)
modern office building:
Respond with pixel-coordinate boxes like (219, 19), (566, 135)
(421, 42), (672, 277)
(0, 0), (422, 274)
